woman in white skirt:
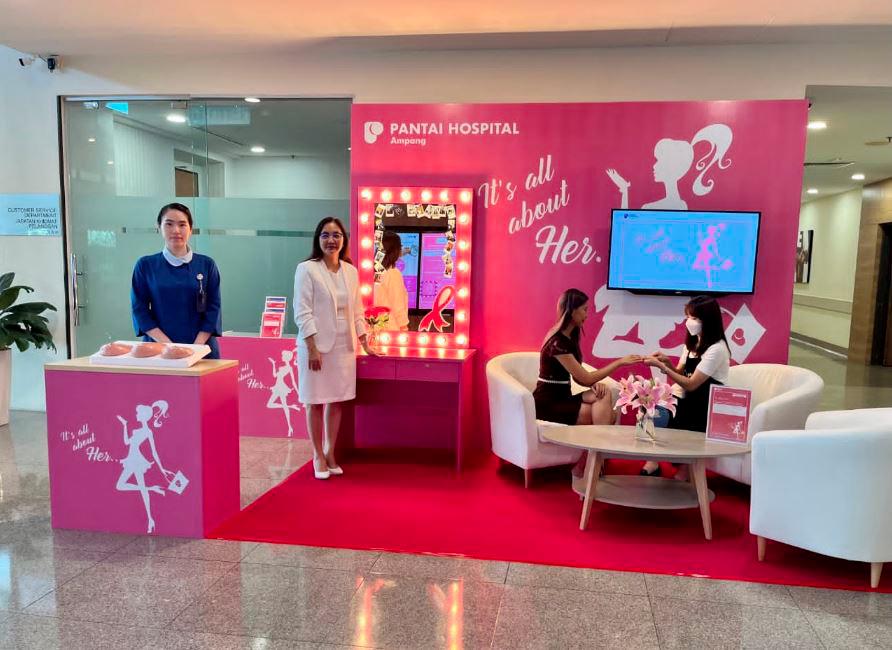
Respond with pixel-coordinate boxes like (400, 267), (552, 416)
(294, 217), (374, 479)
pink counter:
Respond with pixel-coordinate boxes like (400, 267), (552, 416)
(218, 334), (307, 439)
(349, 348), (476, 470)
(44, 358), (240, 538)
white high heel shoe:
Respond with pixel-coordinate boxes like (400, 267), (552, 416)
(322, 443), (343, 476)
(313, 458), (330, 480)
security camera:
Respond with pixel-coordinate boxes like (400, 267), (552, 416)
(46, 56), (59, 72)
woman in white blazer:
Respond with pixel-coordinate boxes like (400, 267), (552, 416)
(294, 217), (374, 479)
(373, 231), (410, 331)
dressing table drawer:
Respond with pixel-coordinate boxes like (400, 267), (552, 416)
(357, 356), (396, 379)
(395, 360), (461, 383)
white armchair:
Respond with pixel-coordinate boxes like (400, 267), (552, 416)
(486, 352), (619, 487)
(706, 363), (824, 485)
(750, 408), (892, 588)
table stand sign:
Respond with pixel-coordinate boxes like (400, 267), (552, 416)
(706, 385), (752, 444)
(260, 296), (287, 338)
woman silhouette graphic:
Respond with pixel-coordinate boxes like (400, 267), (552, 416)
(606, 123), (733, 210)
(267, 349), (301, 436)
(115, 400), (174, 534)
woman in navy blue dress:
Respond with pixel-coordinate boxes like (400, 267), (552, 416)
(131, 203), (222, 358)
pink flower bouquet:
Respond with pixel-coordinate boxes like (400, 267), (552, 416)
(615, 375), (678, 441)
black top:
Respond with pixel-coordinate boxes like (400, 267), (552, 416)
(538, 332), (581, 382)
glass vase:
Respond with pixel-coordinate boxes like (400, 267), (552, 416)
(635, 412), (656, 442)
(366, 328), (379, 351)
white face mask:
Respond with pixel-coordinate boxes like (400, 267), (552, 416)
(685, 318), (703, 336)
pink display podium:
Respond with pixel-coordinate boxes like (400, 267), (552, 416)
(218, 333), (307, 439)
(349, 348), (476, 471)
(44, 358), (239, 538)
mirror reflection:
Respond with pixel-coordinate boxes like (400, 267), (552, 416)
(372, 201), (457, 333)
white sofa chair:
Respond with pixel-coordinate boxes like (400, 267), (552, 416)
(486, 352), (620, 487)
(706, 363), (824, 485)
(750, 408), (892, 588)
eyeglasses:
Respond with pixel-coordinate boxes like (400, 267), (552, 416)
(320, 232), (343, 241)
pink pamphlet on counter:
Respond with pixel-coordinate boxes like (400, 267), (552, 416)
(706, 385), (752, 444)
(260, 312), (285, 338)
(265, 296), (287, 312)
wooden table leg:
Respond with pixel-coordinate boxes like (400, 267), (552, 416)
(691, 459), (712, 540)
(579, 451), (603, 531)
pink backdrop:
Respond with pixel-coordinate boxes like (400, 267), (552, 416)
(351, 101), (807, 374)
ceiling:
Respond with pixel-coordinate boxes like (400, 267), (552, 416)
(801, 86), (892, 203)
(3, 1), (892, 56)
(97, 98), (350, 158)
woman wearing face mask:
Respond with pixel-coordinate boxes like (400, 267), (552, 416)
(640, 295), (731, 478)
(535, 288), (641, 478)
(294, 217), (375, 480)
(131, 203), (222, 358)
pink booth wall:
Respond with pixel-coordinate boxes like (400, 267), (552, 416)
(351, 101), (808, 448)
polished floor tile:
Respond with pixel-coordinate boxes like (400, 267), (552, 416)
(23, 555), (233, 627)
(645, 573), (797, 608)
(0, 546), (106, 612)
(171, 563), (364, 643)
(804, 610), (892, 649)
(789, 585), (892, 617)
(650, 596), (822, 649)
(243, 543), (380, 572)
(507, 562), (646, 595)
(239, 478), (280, 508)
(0, 613), (266, 650)
(371, 552), (509, 584)
(491, 585), (658, 649)
(348, 573), (503, 648)
(113, 536), (258, 563)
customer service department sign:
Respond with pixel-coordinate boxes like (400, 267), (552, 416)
(0, 194), (61, 236)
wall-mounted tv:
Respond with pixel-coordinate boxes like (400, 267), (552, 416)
(607, 209), (761, 295)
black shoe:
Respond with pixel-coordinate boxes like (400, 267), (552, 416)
(640, 465), (661, 477)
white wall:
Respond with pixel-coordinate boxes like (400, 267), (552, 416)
(4, 39), (892, 409)
(791, 188), (863, 349)
(227, 155), (349, 200)
(113, 121), (175, 197)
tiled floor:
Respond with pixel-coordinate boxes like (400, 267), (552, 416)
(0, 343), (890, 648)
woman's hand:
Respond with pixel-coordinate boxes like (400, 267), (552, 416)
(651, 350), (672, 365)
(360, 337), (378, 357)
(644, 355), (669, 372)
(606, 168), (630, 192)
(308, 346), (322, 371)
(592, 382), (608, 400)
(620, 354), (642, 366)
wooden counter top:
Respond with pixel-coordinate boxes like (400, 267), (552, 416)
(45, 357), (238, 377)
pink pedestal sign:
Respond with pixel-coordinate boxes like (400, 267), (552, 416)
(44, 359), (239, 538)
(218, 334), (308, 439)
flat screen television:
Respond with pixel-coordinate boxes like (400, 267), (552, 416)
(607, 209), (761, 295)
(390, 228), (456, 313)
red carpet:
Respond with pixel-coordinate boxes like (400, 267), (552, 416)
(213, 454), (889, 592)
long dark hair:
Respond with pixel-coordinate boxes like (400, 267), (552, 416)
(543, 288), (588, 357)
(307, 217), (352, 264)
(380, 231), (402, 270)
(157, 202), (193, 227)
(684, 295), (729, 356)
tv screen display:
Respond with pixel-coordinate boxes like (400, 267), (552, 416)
(392, 231), (420, 309)
(607, 209), (761, 295)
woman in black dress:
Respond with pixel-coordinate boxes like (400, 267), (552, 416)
(534, 288), (641, 476)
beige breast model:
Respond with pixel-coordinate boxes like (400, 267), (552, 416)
(132, 342), (165, 358)
(161, 345), (193, 359)
(98, 343), (132, 356)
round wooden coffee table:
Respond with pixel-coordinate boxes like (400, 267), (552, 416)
(540, 424), (750, 540)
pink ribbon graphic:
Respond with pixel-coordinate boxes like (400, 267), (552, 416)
(418, 285), (456, 332)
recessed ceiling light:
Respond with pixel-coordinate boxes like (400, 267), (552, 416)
(807, 121), (828, 130)
(87, 137), (96, 143)
(166, 113), (187, 123)
(807, 188), (819, 194)
(107, 160), (114, 166)
(250, 145), (265, 153)
(851, 173), (866, 181)
(244, 97), (261, 103)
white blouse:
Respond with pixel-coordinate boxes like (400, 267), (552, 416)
(373, 267), (410, 331)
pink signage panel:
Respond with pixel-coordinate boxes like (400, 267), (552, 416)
(219, 336), (308, 438)
(351, 101), (807, 374)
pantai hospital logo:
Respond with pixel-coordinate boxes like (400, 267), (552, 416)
(361, 120), (520, 147)
(363, 121), (385, 144)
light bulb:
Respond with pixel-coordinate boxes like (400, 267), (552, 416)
(398, 333), (409, 344)
(436, 335), (447, 346)
(360, 189), (372, 200)
(458, 261), (469, 272)
(381, 190), (392, 202)
(360, 213), (369, 224)
(421, 190), (432, 202)
(459, 213), (470, 224)
(361, 259), (372, 269)
(456, 335), (468, 346)
(361, 238), (372, 248)
(439, 190), (449, 202)
(419, 334), (429, 345)
(361, 285), (372, 295)
(380, 333), (391, 343)
(458, 287), (469, 299)
(457, 311), (466, 322)
(458, 240), (469, 250)
(400, 189), (412, 201)
(460, 190), (472, 203)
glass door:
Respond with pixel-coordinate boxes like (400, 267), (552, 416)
(62, 97), (351, 355)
